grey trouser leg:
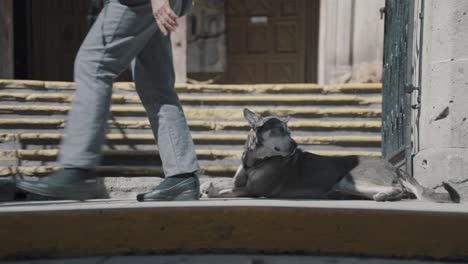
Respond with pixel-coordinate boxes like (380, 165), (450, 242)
(59, 0), (199, 177)
(131, 21), (200, 177)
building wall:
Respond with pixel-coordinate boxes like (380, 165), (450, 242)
(0, 0), (14, 79)
(412, 0), (468, 197)
(185, 0), (385, 85)
(318, 0), (385, 85)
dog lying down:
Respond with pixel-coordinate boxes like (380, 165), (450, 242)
(201, 108), (460, 203)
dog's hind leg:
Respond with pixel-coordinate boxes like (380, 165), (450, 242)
(333, 175), (405, 202)
(397, 169), (460, 203)
(233, 165), (248, 188)
(372, 187), (405, 201)
(218, 187), (249, 198)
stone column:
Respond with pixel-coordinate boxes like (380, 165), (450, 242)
(413, 0), (468, 197)
(0, 0), (14, 78)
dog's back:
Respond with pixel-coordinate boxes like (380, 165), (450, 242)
(245, 149), (359, 199)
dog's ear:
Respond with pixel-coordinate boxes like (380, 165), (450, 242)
(280, 116), (291, 124)
(243, 108), (262, 128)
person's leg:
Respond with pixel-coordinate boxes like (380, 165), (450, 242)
(17, 0), (157, 199)
(131, 28), (200, 201)
(133, 31), (199, 177)
(60, 1), (156, 169)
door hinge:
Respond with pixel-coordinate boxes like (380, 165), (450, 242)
(405, 83), (420, 93)
(380, 6), (386, 20)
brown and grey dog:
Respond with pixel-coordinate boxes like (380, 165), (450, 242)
(201, 108), (460, 203)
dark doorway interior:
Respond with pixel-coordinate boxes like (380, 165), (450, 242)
(14, 0), (90, 81)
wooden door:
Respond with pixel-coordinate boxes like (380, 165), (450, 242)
(381, 0), (413, 167)
(224, 0), (308, 84)
(0, 0), (14, 78)
(30, 0), (89, 81)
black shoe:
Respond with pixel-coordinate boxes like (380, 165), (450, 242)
(137, 173), (200, 202)
(16, 168), (98, 200)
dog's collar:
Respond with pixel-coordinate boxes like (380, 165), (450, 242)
(242, 146), (299, 170)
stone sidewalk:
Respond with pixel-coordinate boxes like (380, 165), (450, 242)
(1, 199), (467, 260)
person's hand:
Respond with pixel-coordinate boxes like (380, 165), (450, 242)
(151, 0), (179, 36)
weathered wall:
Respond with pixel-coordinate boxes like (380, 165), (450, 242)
(0, 0), (14, 79)
(413, 0), (468, 197)
(318, 0), (385, 85)
(186, 0), (226, 73)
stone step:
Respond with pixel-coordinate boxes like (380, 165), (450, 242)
(0, 118), (382, 132)
(0, 80), (383, 198)
(0, 106), (382, 121)
(0, 92), (381, 106)
(0, 104), (382, 119)
(0, 79), (382, 94)
(0, 165), (239, 177)
(0, 132), (381, 147)
(0, 148), (382, 162)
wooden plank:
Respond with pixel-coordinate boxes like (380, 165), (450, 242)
(0, 200), (468, 259)
(0, 0), (14, 78)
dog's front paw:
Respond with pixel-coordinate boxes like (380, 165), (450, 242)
(373, 192), (389, 202)
(200, 181), (219, 198)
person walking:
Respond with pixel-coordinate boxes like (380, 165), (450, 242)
(17, 0), (201, 201)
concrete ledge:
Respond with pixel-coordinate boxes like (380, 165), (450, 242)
(0, 199), (466, 260)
